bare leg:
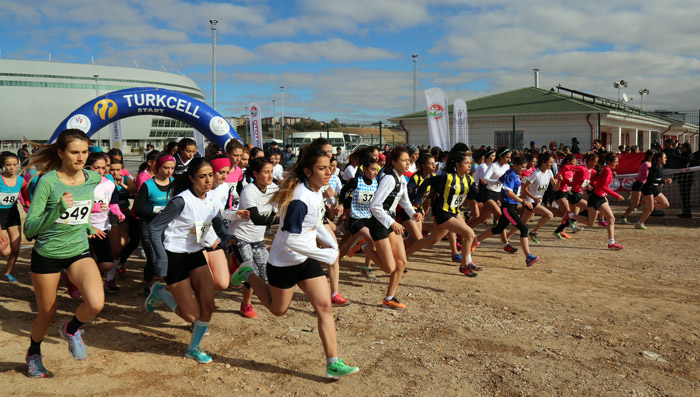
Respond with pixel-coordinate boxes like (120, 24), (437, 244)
(3, 226), (21, 275)
(65, 258), (105, 323)
(204, 249), (230, 290)
(30, 272), (61, 343)
(297, 276), (337, 358)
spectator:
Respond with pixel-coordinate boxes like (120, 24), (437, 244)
(17, 144), (30, 166)
(571, 137), (581, 154)
(281, 144), (295, 169)
(662, 138), (682, 169)
(269, 141), (280, 154)
(335, 147), (347, 164)
(592, 139), (605, 153)
(630, 145), (639, 153)
(677, 142), (694, 218)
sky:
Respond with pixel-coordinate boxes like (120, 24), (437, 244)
(1, 0), (700, 124)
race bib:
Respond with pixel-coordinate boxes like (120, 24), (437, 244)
(536, 183), (549, 192)
(581, 180), (590, 188)
(317, 203), (326, 226)
(191, 221), (211, 243)
(152, 205), (165, 213)
(494, 182), (503, 190)
(56, 200), (91, 225)
(358, 191), (374, 204)
(94, 195), (108, 204)
(0, 192), (19, 206)
(389, 193), (401, 213)
(450, 194), (466, 209)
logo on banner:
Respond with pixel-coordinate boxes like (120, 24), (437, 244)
(610, 178), (621, 191)
(66, 114), (91, 132)
(250, 106), (258, 117)
(209, 116), (230, 136)
(456, 109), (465, 126)
(94, 99), (118, 120)
(429, 104), (444, 119)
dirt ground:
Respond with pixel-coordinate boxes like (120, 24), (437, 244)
(1, 211), (699, 396)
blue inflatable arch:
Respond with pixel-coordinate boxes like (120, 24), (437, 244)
(49, 87), (241, 148)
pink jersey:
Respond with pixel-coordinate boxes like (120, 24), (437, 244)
(571, 166), (594, 194)
(557, 165), (576, 192)
(636, 162), (651, 183)
(134, 171), (152, 193)
(225, 164), (242, 184)
(91, 177), (116, 231)
(592, 167), (621, 199)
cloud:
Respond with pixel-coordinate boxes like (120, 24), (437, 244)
(257, 39), (402, 63)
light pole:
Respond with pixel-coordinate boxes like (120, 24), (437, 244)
(93, 74), (101, 147)
(280, 85), (285, 145)
(245, 106), (249, 143)
(639, 88), (649, 110)
(613, 80), (627, 103)
(209, 19), (218, 110)
(412, 53), (418, 113)
(272, 99), (276, 140)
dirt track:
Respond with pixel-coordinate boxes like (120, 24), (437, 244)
(1, 218), (699, 396)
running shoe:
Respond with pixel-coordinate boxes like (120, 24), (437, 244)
(459, 265), (478, 277)
(105, 279), (119, 293)
(456, 242), (463, 251)
(145, 281), (164, 312)
(59, 322), (87, 361)
(598, 220), (609, 227)
(230, 264), (254, 287)
(528, 232), (540, 244)
(560, 232), (572, 239)
(608, 243), (625, 250)
(348, 238), (366, 258)
(471, 240), (480, 253)
(185, 347), (212, 364)
(4, 273), (17, 282)
(361, 266), (377, 280)
(503, 243), (518, 254)
(570, 220), (578, 231)
(64, 273), (81, 299)
(572, 225), (584, 233)
(117, 264), (126, 275)
(468, 262), (483, 272)
(552, 232), (566, 240)
(26, 353), (48, 378)
(326, 359), (359, 379)
(452, 254), (462, 262)
(635, 223), (648, 230)
(240, 304), (258, 319)
(382, 297), (406, 310)
(331, 293), (351, 307)
(136, 248), (146, 259)
(621, 217), (633, 225)
(143, 284), (151, 296)
(525, 254), (540, 267)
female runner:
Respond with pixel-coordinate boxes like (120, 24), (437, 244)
(23, 129), (105, 378)
(552, 152), (597, 237)
(0, 152), (24, 282)
(621, 150), (654, 225)
(229, 148), (359, 378)
(635, 152), (672, 230)
(145, 158), (231, 364)
(572, 152), (625, 250)
(398, 153), (435, 250)
(473, 156), (540, 266)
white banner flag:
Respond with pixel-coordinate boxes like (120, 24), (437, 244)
(453, 98), (468, 147)
(194, 129), (206, 156)
(248, 102), (263, 149)
(424, 88), (450, 150)
(109, 120), (122, 150)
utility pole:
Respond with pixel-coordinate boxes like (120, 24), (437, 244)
(272, 99), (276, 140)
(94, 74), (100, 147)
(281, 86), (285, 145)
(209, 20), (218, 110)
(412, 53), (418, 113)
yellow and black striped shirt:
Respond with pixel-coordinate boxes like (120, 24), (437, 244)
(416, 172), (473, 214)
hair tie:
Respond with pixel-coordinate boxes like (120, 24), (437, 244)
(211, 158), (231, 173)
(156, 155), (175, 170)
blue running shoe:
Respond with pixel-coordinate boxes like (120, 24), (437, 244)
(526, 254), (540, 267)
(451, 254), (462, 262)
(230, 264), (254, 287)
(59, 322), (87, 360)
(26, 353), (48, 378)
(185, 347), (212, 364)
(4, 274), (17, 282)
(145, 282), (164, 312)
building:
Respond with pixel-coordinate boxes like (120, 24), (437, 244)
(0, 59), (205, 152)
(389, 86), (699, 152)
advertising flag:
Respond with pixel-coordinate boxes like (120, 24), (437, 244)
(194, 130), (206, 156)
(109, 119), (122, 150)
(453, 98), (468, 147)
(248, 102), (263, 149)
(424, 88), (450, 150)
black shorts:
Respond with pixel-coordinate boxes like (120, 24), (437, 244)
(587, 193), (607, 211)
(554, 190), (569, 201)
(89, 234), (114, 264)
(485, 190), (500, 203)
(631, 180), (644, 192)
(368, 217), (392, 241)
(0, 206), (21, 229)
(433, 207), (457, 225)
(204, 244), (224, 252)
(164, 250), (208, 285)
(30, 249), (93, 274)
(349, 217), (372, 235)
(567, 192), (584, 205)
(396, 207), (412, 223)
(524, 201), (539, 211)
(476, 186), (488, 203)
(641, 184), (660, 197)
(267, 258), (326, 289)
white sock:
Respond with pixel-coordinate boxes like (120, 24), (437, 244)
(331, 291), (338, 298)
(467, 254), (472, 263)
(106, 265), (117, 281)
(326, 356), (339, 365)
(609, 239), (615, 245)
(385, 295), (394, 302)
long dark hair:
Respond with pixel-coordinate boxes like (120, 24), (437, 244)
(643, 149), (655, 162)
(384, 146), (408, 173)
(444, 151), (468, 174)
(85, 152), (108, 168)
(536, 152), (552, 168)
(245, 157), (273, 182)
(416, 153), (434, 174)
(26, 129), (90, 174)
(172, 157), (212, 196)
(595, 152), (617, 175)
(138, 149), (160, 173)
(0, 151), (19, 168)
(270, 148), (328, 214)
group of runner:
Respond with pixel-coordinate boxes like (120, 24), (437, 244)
(0, 130), (675, 380)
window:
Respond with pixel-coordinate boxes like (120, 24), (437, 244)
(494, 130), (523, 150)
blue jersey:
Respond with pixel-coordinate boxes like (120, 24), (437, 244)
(499, 169), (522, 205)
(0, 174), (24, 209)
(143, 177), (173, 213)
(350, 176), (378, 219)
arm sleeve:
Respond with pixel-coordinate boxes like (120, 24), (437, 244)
(370, 174), (396, 229)
(282, 200), (338, 264)
(247, 207), (276, 226)
(23, 178), (69, 239)
(148, 197), (185, 278)
(133, 184), (153, 220)
(339, 177), (358, 201)
(211, 213), (230, 240)
(602, 169), (622, 198)
(483, 164), (500, 186)
(316, 221), (338, 250)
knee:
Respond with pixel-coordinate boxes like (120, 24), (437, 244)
(395, 258), (406, 271)
(270, 307), (288, 317)
(214, 279), (229, 290)
(200, 299), (215, 318)
(315, 300), (332, 317)
(463, 229), (475, 241)
(84, 294), (105, 315)
(180, 307), (200, 323)
(607, 214), (616, 223)
(518, 226), (528, 239)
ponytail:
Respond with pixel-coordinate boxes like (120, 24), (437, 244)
(270, 148), (327, 215)
(25, 129), (89, 174)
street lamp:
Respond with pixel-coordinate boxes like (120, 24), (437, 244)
(209, 19), (218, 110)
(613, 80), (628, 102)
(272, 99), (276, 140)
(639, 88), (649, 110)
(412, 53), (418, 113)
(93, 74), (101, 147)
(280, 85), (285, 145)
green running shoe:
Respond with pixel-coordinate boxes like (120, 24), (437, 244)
(635, 223), (648, 230)
(230, 264), (254, 287)
(145, 282), (164, 312)
(185, 347), (212, 364)
(326, 358), (359, 379)
(552, 232), (566, 240)
(528, 232), (540, 244)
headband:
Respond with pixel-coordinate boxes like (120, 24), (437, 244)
(211, 157), (231, 173)
(156, 155), (175, 171)
(483, 149), (495, 158)
(497, 148), (511, 157)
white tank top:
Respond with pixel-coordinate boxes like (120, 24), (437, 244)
(164, 189), (219, 253)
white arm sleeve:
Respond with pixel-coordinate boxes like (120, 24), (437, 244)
(370, 173), (396, 229)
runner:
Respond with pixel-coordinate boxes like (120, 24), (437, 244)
(635, 151), (672, 230)
(399, 152), (435, 250)
(229, 148), (359, 378)
(621, 150), (654, 225)
(552, 152), (597, 237)
(473, 156), (540, 266)
(0, 151), (24, 282)
(173, 137), (198, 175)
(145, 157), (231, 364)
(23, 129), (105, 378)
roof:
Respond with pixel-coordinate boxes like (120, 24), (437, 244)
(391, 86), (688, 125)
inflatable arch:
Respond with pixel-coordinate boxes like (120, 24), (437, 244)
(49, 87), (241, 148)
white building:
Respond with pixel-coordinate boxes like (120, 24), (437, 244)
(0, 59), (205, 152)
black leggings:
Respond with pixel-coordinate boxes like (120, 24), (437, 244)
(491, 203), (528, 238)
(119, 217), (141, 264)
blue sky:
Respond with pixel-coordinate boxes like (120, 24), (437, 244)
(2, 0), (700, 123)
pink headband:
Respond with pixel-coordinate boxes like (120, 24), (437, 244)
(211, 157), (231, 173)
(156, 155), (175, 170)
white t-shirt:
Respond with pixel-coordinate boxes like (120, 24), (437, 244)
(525, 169), (553, 203)
(407, 163), (417, 174)
(273, 164), (284, 181)
(163, 189), (219, 253)
(484, 162), (510, 192)
(202, 183), (230, 247)
(343, 164), (358, 181)
(232, 182), (279, 243)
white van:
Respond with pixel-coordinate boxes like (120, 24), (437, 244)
(287, 131), (345, 155)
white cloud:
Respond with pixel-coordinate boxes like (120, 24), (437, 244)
(257, 39), (402, 63)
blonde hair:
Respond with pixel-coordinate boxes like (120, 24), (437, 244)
(25, 129), (90, 174)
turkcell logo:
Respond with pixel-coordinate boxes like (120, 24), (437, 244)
(94, 99), (118, 120)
